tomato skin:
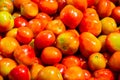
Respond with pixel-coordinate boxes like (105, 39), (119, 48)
(40, 46), (62, 65)
(34, 30), (56, 50)
(60, 5), (83, 29)
(16, 26), (34, 44)
(27, 19), (45, 37)
(14, 45), (36, 66)
(93, 69), (115, 80)
(111, 6), (120, 24)
(14, 16), (28, 28)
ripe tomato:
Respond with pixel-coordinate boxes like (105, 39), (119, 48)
(38, 0), (58, 15)
(14, 16), (28, 28)
(111, 6), (120, 24)
(60, 5), (83, 29)
(13, 0), (30, 9)
(46, 19), (66, 36)
(93, 69), (115, 80)
(83, 69), (92, 80)
(34, 30), (56, 49)
(16, 26), (34, 44)
(36, 66), (63, 80)
(40, 46), (62, 65)
(61, 55), (81, 68)
(14, 45), (36, 66)
(27, 18), (45, 37)
(63, 66), (85, 80)
(54, 63), (67, 75)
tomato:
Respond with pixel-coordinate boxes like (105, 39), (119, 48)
(27, 18), (45, 37)
(63, 66), (85, 80)
(36, 66), (63, 80)
(111, 6), (120, 24)
(93, 69), (115, 80)
(40, 46), (62, 65)
(38, 0), (58, 15)
(34, 30), (56, 49)
(54, 63), (67, 75)
(61, 55), (81, 68)
(60, 5), (83, 29)
(14, 16), (28, 28)
(16, 26), (34, 44)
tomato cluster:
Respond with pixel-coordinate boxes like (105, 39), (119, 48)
(0, 0), (120, 80)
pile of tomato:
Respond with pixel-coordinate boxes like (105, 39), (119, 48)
(0, 0), (120, 80)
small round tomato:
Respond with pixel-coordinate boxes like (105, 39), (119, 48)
(88, 53), (107, 71)
(57, 0), (67, 12)
(38, 0), (58, 15)
(20, 1), (38, 19)
(93, 69), (115, 80)
(0, 37), (20, 58)
(27, 19), (45, 37)
(54, 63), (67, 75)
(36, 66), (63, 80)
(40, 46), (62, 65)
(79, 32), (102, 58)
(56, 30), (79, 55)
(46, 19), (66, 36)
(96, 0), (115, 18)
(16, 26), (34, 44)
(6, 28), (18, 38)
(60, 5), (83, 29)
(14, 16), (28, 28)
(111, 6), (120, 24)
(61, 55), (81, 68)
(35, 12), (52, 28)
(63, 66), (85, 80)
(0, 0), (14, 13)
(34, 30), (55, 50)
(14, 45), (36, 66)
(83, 69), (92, 80)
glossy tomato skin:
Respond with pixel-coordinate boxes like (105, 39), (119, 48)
(56, 30), (79, 55)
(93, 69), (115, 80)
(96, 0), (115, 18)
(14, 16), (28, 28)
(111, 6), (120, 24)
(27, 18), (45, 37)
(38, 0), (58, 15)
(61, 55), (81, 68)
(16, 26), (34, 44)
(54, 63), (67, 75)
(14, 45), (36, 66)
(36, 66), (63, 80)
(40, 46), (62, 65)
(8, 64), (31, 80)
(60, 5), (83, 29)
(34, 30), (56, 50)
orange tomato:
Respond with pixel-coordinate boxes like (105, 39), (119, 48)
(16, 26), (34, 44)
(79, 32), (102, 58)
(40, 46), (62, 65)
(63, 66), (85, 80)
(46, 19), (66, 36)
(38, 0), (58, 15)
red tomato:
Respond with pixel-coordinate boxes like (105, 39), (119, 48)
(34, 30), (56, 49)
(16, 26), (34, 44)
(14, 45), (36, 66)
(60, 5), (83, 29)
(111, 6), (120, 24)
(14, 16), (28, 28)
(27, 19), (45, 37)
(93, 69), (115, 80)
(40, 46), (62, 65)
(61, 55), (81, 68)
(54, 63), (67, 75)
